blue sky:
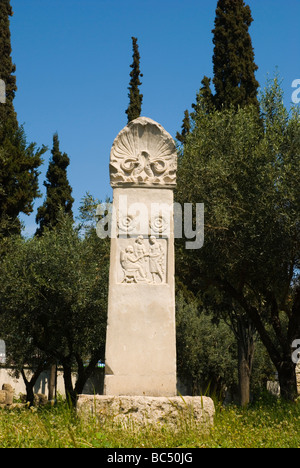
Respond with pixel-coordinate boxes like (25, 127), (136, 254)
(9, 0), (300, 236)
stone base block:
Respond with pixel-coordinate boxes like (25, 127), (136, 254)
(0, 384), (14, 406)
(77, 395), (215, 429)
(0, 391), (6, 405)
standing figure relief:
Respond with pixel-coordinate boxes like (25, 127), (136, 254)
(120, 235), (166, 284)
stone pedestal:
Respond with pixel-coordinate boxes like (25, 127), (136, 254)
(77, 395), (215, 429)
(0, 384), (14, 406)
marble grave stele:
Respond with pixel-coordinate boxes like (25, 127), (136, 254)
(77, 117), (215, 428)
(104, 116), (177, 396)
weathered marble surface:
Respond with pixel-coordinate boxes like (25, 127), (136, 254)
(104, 118), (177, 397)
(77, 395), (215, 428)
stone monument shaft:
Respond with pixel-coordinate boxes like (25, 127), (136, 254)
(104, 117), (177, 396)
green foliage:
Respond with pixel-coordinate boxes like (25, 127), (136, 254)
(176, 110), (190, 145)
(176, 77), (300, 399)
(176, 291), (273, 399)
(176, 292), (237, 397)
(208, 398), (300, 448)
(36, 133), (74, 236)
(0, 0), (17, 127)
(0, 215), (110, 398)
(212, 0), (259, 110)
(125, 37), (143, 123)
(194, 76), (215, 116)
(78, 192), (101, 228)
(0, 1), (45, 235)
(77, 192), (111, 236)
(176, 0), (259, 154)
(0, 125), (45, 235)
(1, 398), (300, 447)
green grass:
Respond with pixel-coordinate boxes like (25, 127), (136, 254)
(1, 396), (300, 448)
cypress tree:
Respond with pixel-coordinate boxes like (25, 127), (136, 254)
(176, 110), (191, 144)
(178, 0), (260, 134)
(177, 77), (214, 141)
(0, 0), (45, 235)
(212, 0), (259, 110)
(197, 76), (215, 114)
(189, 77), (215, 122)
(35, 133), (74, 236)
(0, 0), (17, 129)
(125, 37), (143, 123)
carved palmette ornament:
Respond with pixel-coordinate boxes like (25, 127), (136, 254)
(110, 117), (177, 187)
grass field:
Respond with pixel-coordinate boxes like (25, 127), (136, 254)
(0, 395), (300, 448)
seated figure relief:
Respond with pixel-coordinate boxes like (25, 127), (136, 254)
(120, 236), (166, 284)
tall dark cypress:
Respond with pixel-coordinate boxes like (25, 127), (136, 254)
(0, 0), (45, 235)
(35, 133), (74, 236)
(197, 76), (215, 114)
(212, 0), (259, 110)
(0, 0), (17, 129)
(177, 1), (259, 139)
(125, 37), (143, 123)
(176, 110), (190, 144)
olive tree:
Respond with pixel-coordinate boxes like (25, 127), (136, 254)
(0, 215), (109, 404)
(176, 77), (300, 401)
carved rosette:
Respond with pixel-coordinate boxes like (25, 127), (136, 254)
(110, 117), (177, 188)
